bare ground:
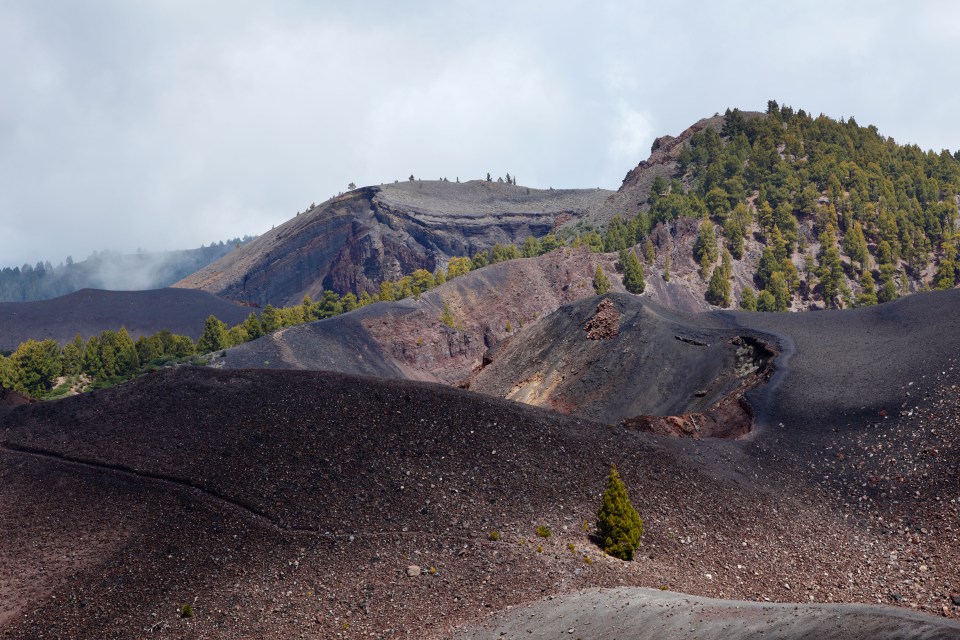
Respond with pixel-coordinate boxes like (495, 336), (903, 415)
(1, 354), (959, 637)
(0, 288), (253, 350)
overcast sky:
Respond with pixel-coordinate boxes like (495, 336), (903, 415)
(2, 1), (959, 268)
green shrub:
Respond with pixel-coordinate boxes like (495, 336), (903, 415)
(535, 525), (551, 538)
(488, 530), (501, 541)
(593, 265), (611, 295)
(180, 603), (194, 618)
(440, 301), (456, 328)
(596, 464), (643, 560)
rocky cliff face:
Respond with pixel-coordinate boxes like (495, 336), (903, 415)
(174, 181), (611, 307)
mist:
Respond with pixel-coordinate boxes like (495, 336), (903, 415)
(0, 239), (253, 302)
(3, 1), (960, 268)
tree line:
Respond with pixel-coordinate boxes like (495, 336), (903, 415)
(0, 237), (256, 302)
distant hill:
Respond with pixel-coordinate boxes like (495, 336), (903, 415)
(0, 238), (254, 302)
(175, 104), (960, 315)
(578, 103), (960, 311)
(0, 288), (254, 352)
(174, 182), (611, 307)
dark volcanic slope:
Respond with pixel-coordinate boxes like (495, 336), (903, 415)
(4, 367), (958, 638)
(469, 293), (773, 424)
(175, 181), (611, 307)
(733, 289), (960, 434)
(217, 247), (624, 384)
(0, 288), (253, 350)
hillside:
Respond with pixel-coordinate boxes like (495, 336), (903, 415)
(170, 104), (960, 317)
(467, 292), (774, 429)
(2, 321), (959, 637)
(214, 246), (623, 383)
(585, 103), (960, 312)
(0, 288), (254, 352)
(174, 181), (611, 307)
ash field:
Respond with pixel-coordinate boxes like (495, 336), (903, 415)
(1, 288), (960, 638)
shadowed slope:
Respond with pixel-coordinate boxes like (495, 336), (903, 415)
(730, 289), (960, 435)
(469, 293), (775, 426)
(0, 288), (253, 351)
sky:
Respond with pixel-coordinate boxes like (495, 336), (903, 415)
(2, 0), (960, 269)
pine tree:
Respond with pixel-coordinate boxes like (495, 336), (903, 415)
(724, 217), (744, 259)
(521, 236), (542, 258)
(340, 292), (358, 312)
(934, 258), (956, 290)
(693, 220), (718, 274)
(621, 250), (646, 294)
(596, 464), (643, 561)
(440, 300), (455, 328)
(843, 220), (869, 268)
(82, 335), (104, 379)
(197, 315), (229, 354)
(878, 264), (899, 303)
(644, 237), (655, 264)
(11, 339), (62, 396)
(539, 234), (561, 253)
(261, 304), (282, 332)
(62, 334), (85, 377)
(706, 265), (729, 307)
(768, 271), (790, 311)
(115, 327), (140, 376)
(857, 271), (878, 306)
(756, 289), (777, 312)
(242, 312), (264, 340)
(757, 246), (780, 288)
(593, 265), (611, 295)
(0, 354), (14, 390)
(740, 287), (758, 311)
(446, 256), (472, 279)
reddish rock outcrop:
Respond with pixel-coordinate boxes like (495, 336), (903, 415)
(583, 299), (620, 340)
(622, 393), (755, 439)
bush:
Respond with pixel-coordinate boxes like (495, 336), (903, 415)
(488, 530), (500, 541)
(596, 464), (643, 560)
(593, 265), (611, 295)
(535, 525), (551, 538)
(180, 603), (194, 618)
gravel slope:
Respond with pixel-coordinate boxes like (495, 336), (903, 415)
(449, 587), (960, 640)
(0, 288), (253, 350)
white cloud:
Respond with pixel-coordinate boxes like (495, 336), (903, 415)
(605, 104), (654, 185)
(1, 1), (960, 268)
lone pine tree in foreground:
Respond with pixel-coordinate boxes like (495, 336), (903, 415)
(596, 464), (643, 560)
